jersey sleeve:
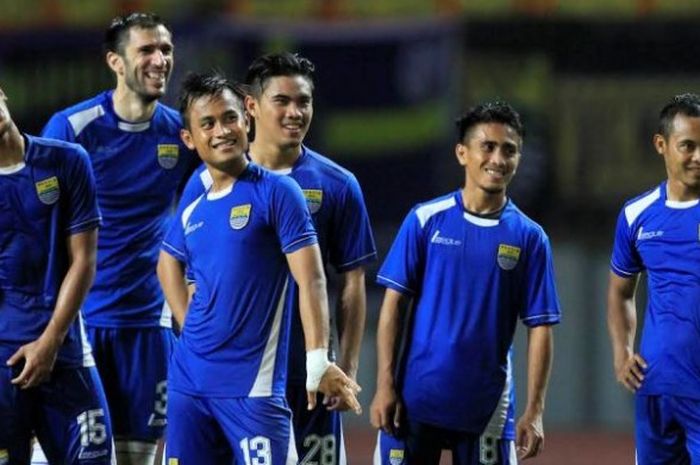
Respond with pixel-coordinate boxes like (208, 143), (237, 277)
(42, 113), (76, 142)
(271, 176), (318, 254)
(328, 176), (377, 273)
(376, 209), (425, 296)
(161, 198), (191, 263)
(610, 208), (643, 277)
(62, 145), (101, 234)
(519, 230), (561, 327)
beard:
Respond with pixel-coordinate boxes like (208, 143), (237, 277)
(124, 63), (168, 103)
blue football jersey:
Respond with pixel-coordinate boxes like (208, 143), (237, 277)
(162, 163), (318, 397)
(377, 191), (561, 437)
(42, 91), (198, 328)
(0, 135), (101, 368)
(179, 146), (377, 385)
(611, 182), (700, 400)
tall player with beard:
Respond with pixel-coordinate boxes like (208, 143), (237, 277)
(40, 13), (198, 465)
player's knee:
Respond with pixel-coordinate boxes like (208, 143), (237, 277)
(115, 440), (158, 465)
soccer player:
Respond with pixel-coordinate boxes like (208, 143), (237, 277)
(0, 86), (115, 464)
(158, 72), (361, 464)
(39, 13), (197, 465)
(370, 102), (561, 465)
(608, 93), (700, 464)
(158, 52), (376, 464)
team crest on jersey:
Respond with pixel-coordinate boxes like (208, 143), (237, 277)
(497, 244), (521, 270)
(230, 204), (251, 230)
(0, 449), (8, 465)
(35, 176), (60, 205)
(302, 189), (323, 214)
(168, 459), (179, 465)
(157, 144), (179, 169)
(389, 448), (405, 465)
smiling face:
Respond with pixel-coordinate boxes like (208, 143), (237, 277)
(245, 75), (313, 152)
(180, 89), (249, 173)
(108, 25), (174, 102)
(655, 113), (700, 198)
(456, 122), (521, 196)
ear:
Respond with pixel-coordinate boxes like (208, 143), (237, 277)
(455, 142), (468, 166)
(106, 51), (124, 76)
(653, 133), (666, 157)
(244, 94), (257, 118)
(180, 128), (195, 151)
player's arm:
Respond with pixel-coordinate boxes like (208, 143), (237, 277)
(607, 271), (645, 392)
(516, 324), (554, 459)
(8, 229), (98, 388)
(157, 250), (190, 328)
(335, 266), (366, 380)
(286, 244), (362, 414)
(370, 288), (409, 435)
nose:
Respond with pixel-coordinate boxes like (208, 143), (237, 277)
(286, 102), (303, 120)
(214, 120), (231, 137)
(151, 50), (167, 67)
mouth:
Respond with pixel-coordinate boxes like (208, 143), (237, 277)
(212, 139), (238, 150)
(282, 123), (304, 135)
(144, 70), (167, 86)
(484, 167), (506, 179)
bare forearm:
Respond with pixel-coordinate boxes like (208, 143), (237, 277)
(288, 245), (330, 351)
(525, 325), (553, 415)
(157, 250), (189, 327)
(336, 268), (367, 377)
(607, 272), (639, 359)
(376, 290), (405, 389)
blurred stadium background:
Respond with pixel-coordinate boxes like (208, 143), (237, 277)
(5, 0), (700, 462)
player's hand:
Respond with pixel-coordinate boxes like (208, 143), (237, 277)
(370, 384), (402, 435)
(614, 351), (647, 393)
(7, 334), (61, 389)
(308, 364), (362, 414)
(516, 410), (544, 460)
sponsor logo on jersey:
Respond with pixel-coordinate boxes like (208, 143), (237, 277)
(0, 449), (8, 465)
(185, 221), (204, 235)
(389, 448), (405, 465)
(430, 230), (462, 246)
(497, 244), (520, 270)
(157, 144), (179, 169)
(230, 204), (251, 230)
(35, 176), (60, 205)
(637, 226), (664, 241)
(302, 189), (323, 214)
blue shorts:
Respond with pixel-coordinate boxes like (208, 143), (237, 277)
(86, 326), (174, 441)
(636, 394), (700, 465)
(374, 422), (516, 465)
(0, 365), (114, 464)
(287, 384), (346, 464)
(166, 391), (297, 465)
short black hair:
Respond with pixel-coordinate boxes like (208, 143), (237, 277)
(658, 93), (700, 139)
(455, 101), (524, 143)
(103, 12), (170, 55)
(245, 52), (315, 97)
(178, 72), (246, 129)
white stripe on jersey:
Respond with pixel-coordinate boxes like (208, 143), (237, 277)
(249, 279), (289, 397)
(624, 187), (660, 226)
(339, 423), (348, 465)
(67, 104), (105, 137)
(79, 313), (96, 367)
(159, 300), (173, 328)
(286, 425), (299, 465)
(463, 211), (499, 227)
(180, 194), (205, 228)
(415, 196), (456, 228)
(509, 440), (518, 464)
(117, 121), (151, 132)
(373, 431), (382, 465)
(482, 351), (513, 437)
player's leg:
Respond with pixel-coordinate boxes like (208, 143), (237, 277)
(0, 365), (34, 464)
(451, 433), (517, 465)
(88, 327), (172, 465)
(636, 395), (690, 465)
(212, 396), (297, 465)
(288, 385), (346, 464)
(33, 366), (115, 465)
(165, 390), (232, 465)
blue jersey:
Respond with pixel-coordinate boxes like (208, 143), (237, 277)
(377, 191), (561, 437)
(42, 91), (198, 328)
(162, 163), (318, 397)
(0, 135), (101, 368)
(180, 146), (377, 385)
(611, 182), (700, 400)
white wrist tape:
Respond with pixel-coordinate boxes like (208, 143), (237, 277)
(306, 348), (331, 391)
